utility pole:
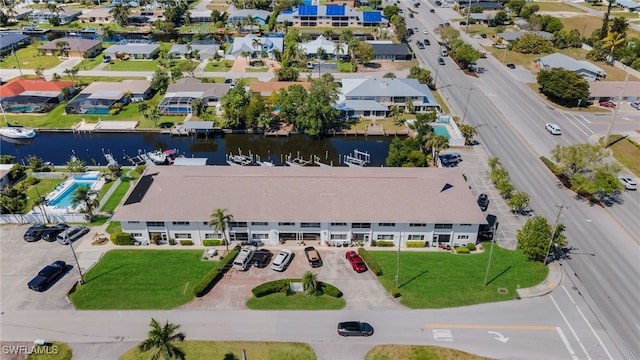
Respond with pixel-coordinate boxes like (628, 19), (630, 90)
(543, 205), (568, 265)
(603, 72), (630, 146)
(395, 233), (401, 290)
(69, 240), (85, 285)
(464, 0), (472, 34)
(483, 221), (498, 286)
(461, 86), (473, 124)
(35, 187), (49, 223)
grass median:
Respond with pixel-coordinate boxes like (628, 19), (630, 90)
(70, 250), (216, 309)
(368, 244), (548, 308)
(246, 292), (346, 310)
(120, 341), (316, 360)
(365, 344), (491, 360)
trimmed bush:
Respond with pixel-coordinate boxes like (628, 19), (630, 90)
(406, 241), (426, 248)
(358, 248), (383, 276)
(112, 233), (133, 245)
(456, 247), (470, 254)
(391, 288), (401, 298)
(320, 282), (343, 298)
(179, 240), (194, 245)
(193, 245), (240, 297)
(376, 240), (395, 247)
(466, 242), (476, 251)
(203, 239), (225, 246)
(24, 176), (40, 186)
(168, 238), (176, 245)
(252, 279), (296, 298)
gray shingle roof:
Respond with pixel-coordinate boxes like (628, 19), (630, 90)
(370, 43), (410, 56)
(104, 43), (159, 56)
(38, 37), (101, 51)
(537, 53), (606, 78)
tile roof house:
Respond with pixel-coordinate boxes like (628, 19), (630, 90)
(37, 37), (103, 58)
(370, 43), (412, 61)
(336, 78), (440, 118)
(227, 9), (271, 28)
(159, 78), (231, 115)
(0, 78), (76, 113)
(0, 33), (31, 57)
(276, 5), (387, 28)
(113, 166), (487, 247)
(226, 34), (283, 60)
(29, 8), (81, 24)
(299, 35), (349, 58)
(103, 40), (160, 59)
(536, 53), (606, 81)
(64, 80), (152, 115)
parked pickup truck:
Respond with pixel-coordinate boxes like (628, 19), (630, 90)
(233, 245), (256, 271)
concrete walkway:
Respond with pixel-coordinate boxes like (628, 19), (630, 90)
(517, 261), (562, 298)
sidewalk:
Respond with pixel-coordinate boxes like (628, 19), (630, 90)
(516, 261), (562, 298)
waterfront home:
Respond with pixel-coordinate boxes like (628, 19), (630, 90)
(299, 35), (348, 59)
(248, 81), (312, 97)
(29, 8), (82, 25)
(0, 33), (31, 57)
(226, 34), (283, 60)
(37, 37), (103, 58)
(113, 166), (487, 247)
(0, 78), (76, 114)
(64, 80), (152, 115)
(369, 42), (412, 61)
(169, 41), (220, 60)
(79, 8), (113, 24)
(159, 78), (230, 115)
(103, 40), (160, 60)
(226, 9), (271, 28)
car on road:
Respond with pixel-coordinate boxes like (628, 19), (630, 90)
(481, 33), (487, 38)
(545, 123), (562, 135)
(27, 261), (67, 291)
(337, 321), (374, 337)
(271, 249), (293, 271)
(429, 8), (435, 13)
(438, 57), (445, 65)
(459, 21), (466, 26)
(56, 226), (89, 245)
(417, 42), (425, 49)
(424, 39), (431, 45)
(304, 246), (323, 267)
(474, 34), (482, 39)
(477, 193), (489, 211)
(506, 63), (516, 69)
(494, 43), (507, 49)
(40, 223), (69, 242)
(102, 55), (112, 63)
(619, 176), (637, 190)
(345, 251), (367, 273)
(599, 101), (616, 108)
(23, 223), (47, 242)
(440, 152), (462, 166)
(252, 249), (273, 268)
(413, 27), (419, 33)
(408, 12), (414, 17)
(631, 102), (640, 110)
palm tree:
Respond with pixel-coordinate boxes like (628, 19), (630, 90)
(109, 3), (131, 27)
(424, 134), (450, 166)
(602, 31), (626, 64)
(209, 208), (233, 253)
(334, 41), (345, 60)
(71, 185), (99, 222)
(46, 3), (62, 16)
(147, 107), (161, 127)
(138, 318), (186, 360)
(302, 271), (320, 295)
(404, 98), (415, 114)
(251, 38), (262, 56)
(55, 40), (69, 57)
(316, 47), (326, 62)
(389, 105), (402, 126)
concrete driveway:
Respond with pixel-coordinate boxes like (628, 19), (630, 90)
(0, 224), (87, 311)
(182, 246), (403, 310)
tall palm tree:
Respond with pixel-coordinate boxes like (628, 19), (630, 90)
(109, 3), (131, 27)
(71, 185), (99, 222)
(602, 31), (626, 64)
(209, 208), (233, 253)
(251, 38), (262, 55)
(389, 105), (402, 125)
(302, 271), (320, 295)
(424, 134), (449, 166)
(138, 318), (186, 360)
(334, 41), (345, 60)
(404, 98), (415, 114)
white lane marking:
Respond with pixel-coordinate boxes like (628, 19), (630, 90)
(560, 112), (593, 137)
(551, 295), (592, 360)
(575, 306), (614, 360)
(487, 331), (509, 343)
(432, 329), (453, 342)
(562, 285), (576, 305)
(579, 115), (592, 124)
(557, 327), (579, 360)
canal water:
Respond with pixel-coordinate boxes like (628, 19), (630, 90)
(0, 132), (393, 167)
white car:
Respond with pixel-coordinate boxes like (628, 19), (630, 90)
(545, 123), (562, 135)
(423, 30), (429, 34)
(271, 249), (293, 271)
(619, 176), (637, 190)
(474, 34), (482, 39)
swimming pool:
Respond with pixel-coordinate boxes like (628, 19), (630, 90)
(433, 125), (451, 139)
(48, 177), (98, 208)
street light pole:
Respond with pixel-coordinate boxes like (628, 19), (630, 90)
(603, 72), (630, 146)
(483, 236), (495, 286)
(395, 233), (401, 290)
(69, 240), (85, 284)
(543, 205), (568, 266)
(461, 86), (473, 124)
(465, 0), (472, 34)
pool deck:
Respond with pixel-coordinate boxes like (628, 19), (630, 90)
(43, 171), (104, 213)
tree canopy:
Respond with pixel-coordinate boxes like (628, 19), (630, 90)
(517, 215), (567, 262)
(537, 68), (589, 107)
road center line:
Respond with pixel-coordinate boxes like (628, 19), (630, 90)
(556, 327), (579, 360)
(550, 295), (592, 360)
(423, 324), (555, 330)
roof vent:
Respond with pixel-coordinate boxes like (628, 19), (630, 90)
(440, 183), (453, 192)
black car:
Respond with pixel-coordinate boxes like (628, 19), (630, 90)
(40, 223), (69, 242)
(477, 194), (489, 211)
(424, 39), (431, 46)
(429, 8), (435, 13)
(23, 223), (47, 242)
(252, 249), (273, 268)
(481, 33), (487, 38)
(304, 246), (323, 268)
(337, 321), (374, 337)
(27, 261), (67, 291)
(438, 57), (445, 65)
(408, 12), (414, 18)
(417, 42), (425, 49)
(506, 63), (516, 69)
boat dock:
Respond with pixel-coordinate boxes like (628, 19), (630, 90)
(343, 149), (370, 167)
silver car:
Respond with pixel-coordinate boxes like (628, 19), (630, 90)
(56, 226), (89, 245)
(619, 176), (637, 190)
(271, 249), (293, 272)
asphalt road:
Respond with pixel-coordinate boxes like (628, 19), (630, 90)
(407, 6), (640, 357)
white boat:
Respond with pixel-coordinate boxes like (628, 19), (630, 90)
(146, 150), (167, 164)
(0, 126), (36, 139)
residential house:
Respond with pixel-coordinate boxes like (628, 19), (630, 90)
(613, 0), (640, 12)
(0, 78), (76, 113)
(370, 42), (412, 61)
(103, 40), (160, 59)
(38, 37), (103, 58)
(249, 81), (312, 97)
(113, 166), (487, 247)
(226, 34), (283, 60)
(79, 8), (112, 24)
(276, 5), (387, 28)
(227, 9), (271, 28)
(469, 13), (495, 25)
(189, 10), (214, 23)
(158, 78), (230, 115)
(457, 0), (505, 11)
(170, 41), (221, 60)
(536, 53), (606, 81)
(336, 78), (440, 119)
(498, 31), (553, 43)
(64, 80), (152, 115)
(1, 8), (32, 21)
(0, 164), (14, 188)
(588, 81), (640, 103)
(29, 8), (82, 24)
(127, 10), (164, 26)
(300, 35), (349, 58)
(0, 33), (31, 57)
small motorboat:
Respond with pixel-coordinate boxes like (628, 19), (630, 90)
(146, 150), (167, 164)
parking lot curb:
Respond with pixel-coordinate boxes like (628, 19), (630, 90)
(516, 261), (562, 298)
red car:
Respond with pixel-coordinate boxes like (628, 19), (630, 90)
(599, 101), (616, 108)
(345, 251), (367, 273)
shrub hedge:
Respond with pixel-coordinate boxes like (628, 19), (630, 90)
(466, 242), (476, 251)
(391, 288), (401, 298)
(406, 241), (426, 248)
(193, 245), (241, 297)
(203, 239), (225, 246)
(112, 233), (133, 245)
(321, 282), (343, 298)
(376, 240), (395, 247)
(252, 279), (343, 298)
(358, 248), (383, 276)
(456, 247), (470, 254)
(179, 240), (194, 245)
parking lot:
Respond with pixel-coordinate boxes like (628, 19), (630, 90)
(182, 245), (402, 311)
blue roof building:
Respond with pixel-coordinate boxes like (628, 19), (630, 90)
(276, 4), (387, 28)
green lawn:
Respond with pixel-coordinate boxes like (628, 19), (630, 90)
(70, 250), (217, 309)
(24, 178), (64, 215)
(245, 66), (270, 72)
(246, 292), (346, 310)
(100, 176), (134, 212)
(0, 43), (62, 70)
(27, 342), (73, 360)
(120, 341), (316, 360)
(337, 61), (354, 72)
(365, 345), (491, 360)
(204, 60), (234, 72)
(105, 59), (163, 71)
(368, 244), (548, 308)
(602, 135), (640, 177)
(105, 221), (122, 235)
